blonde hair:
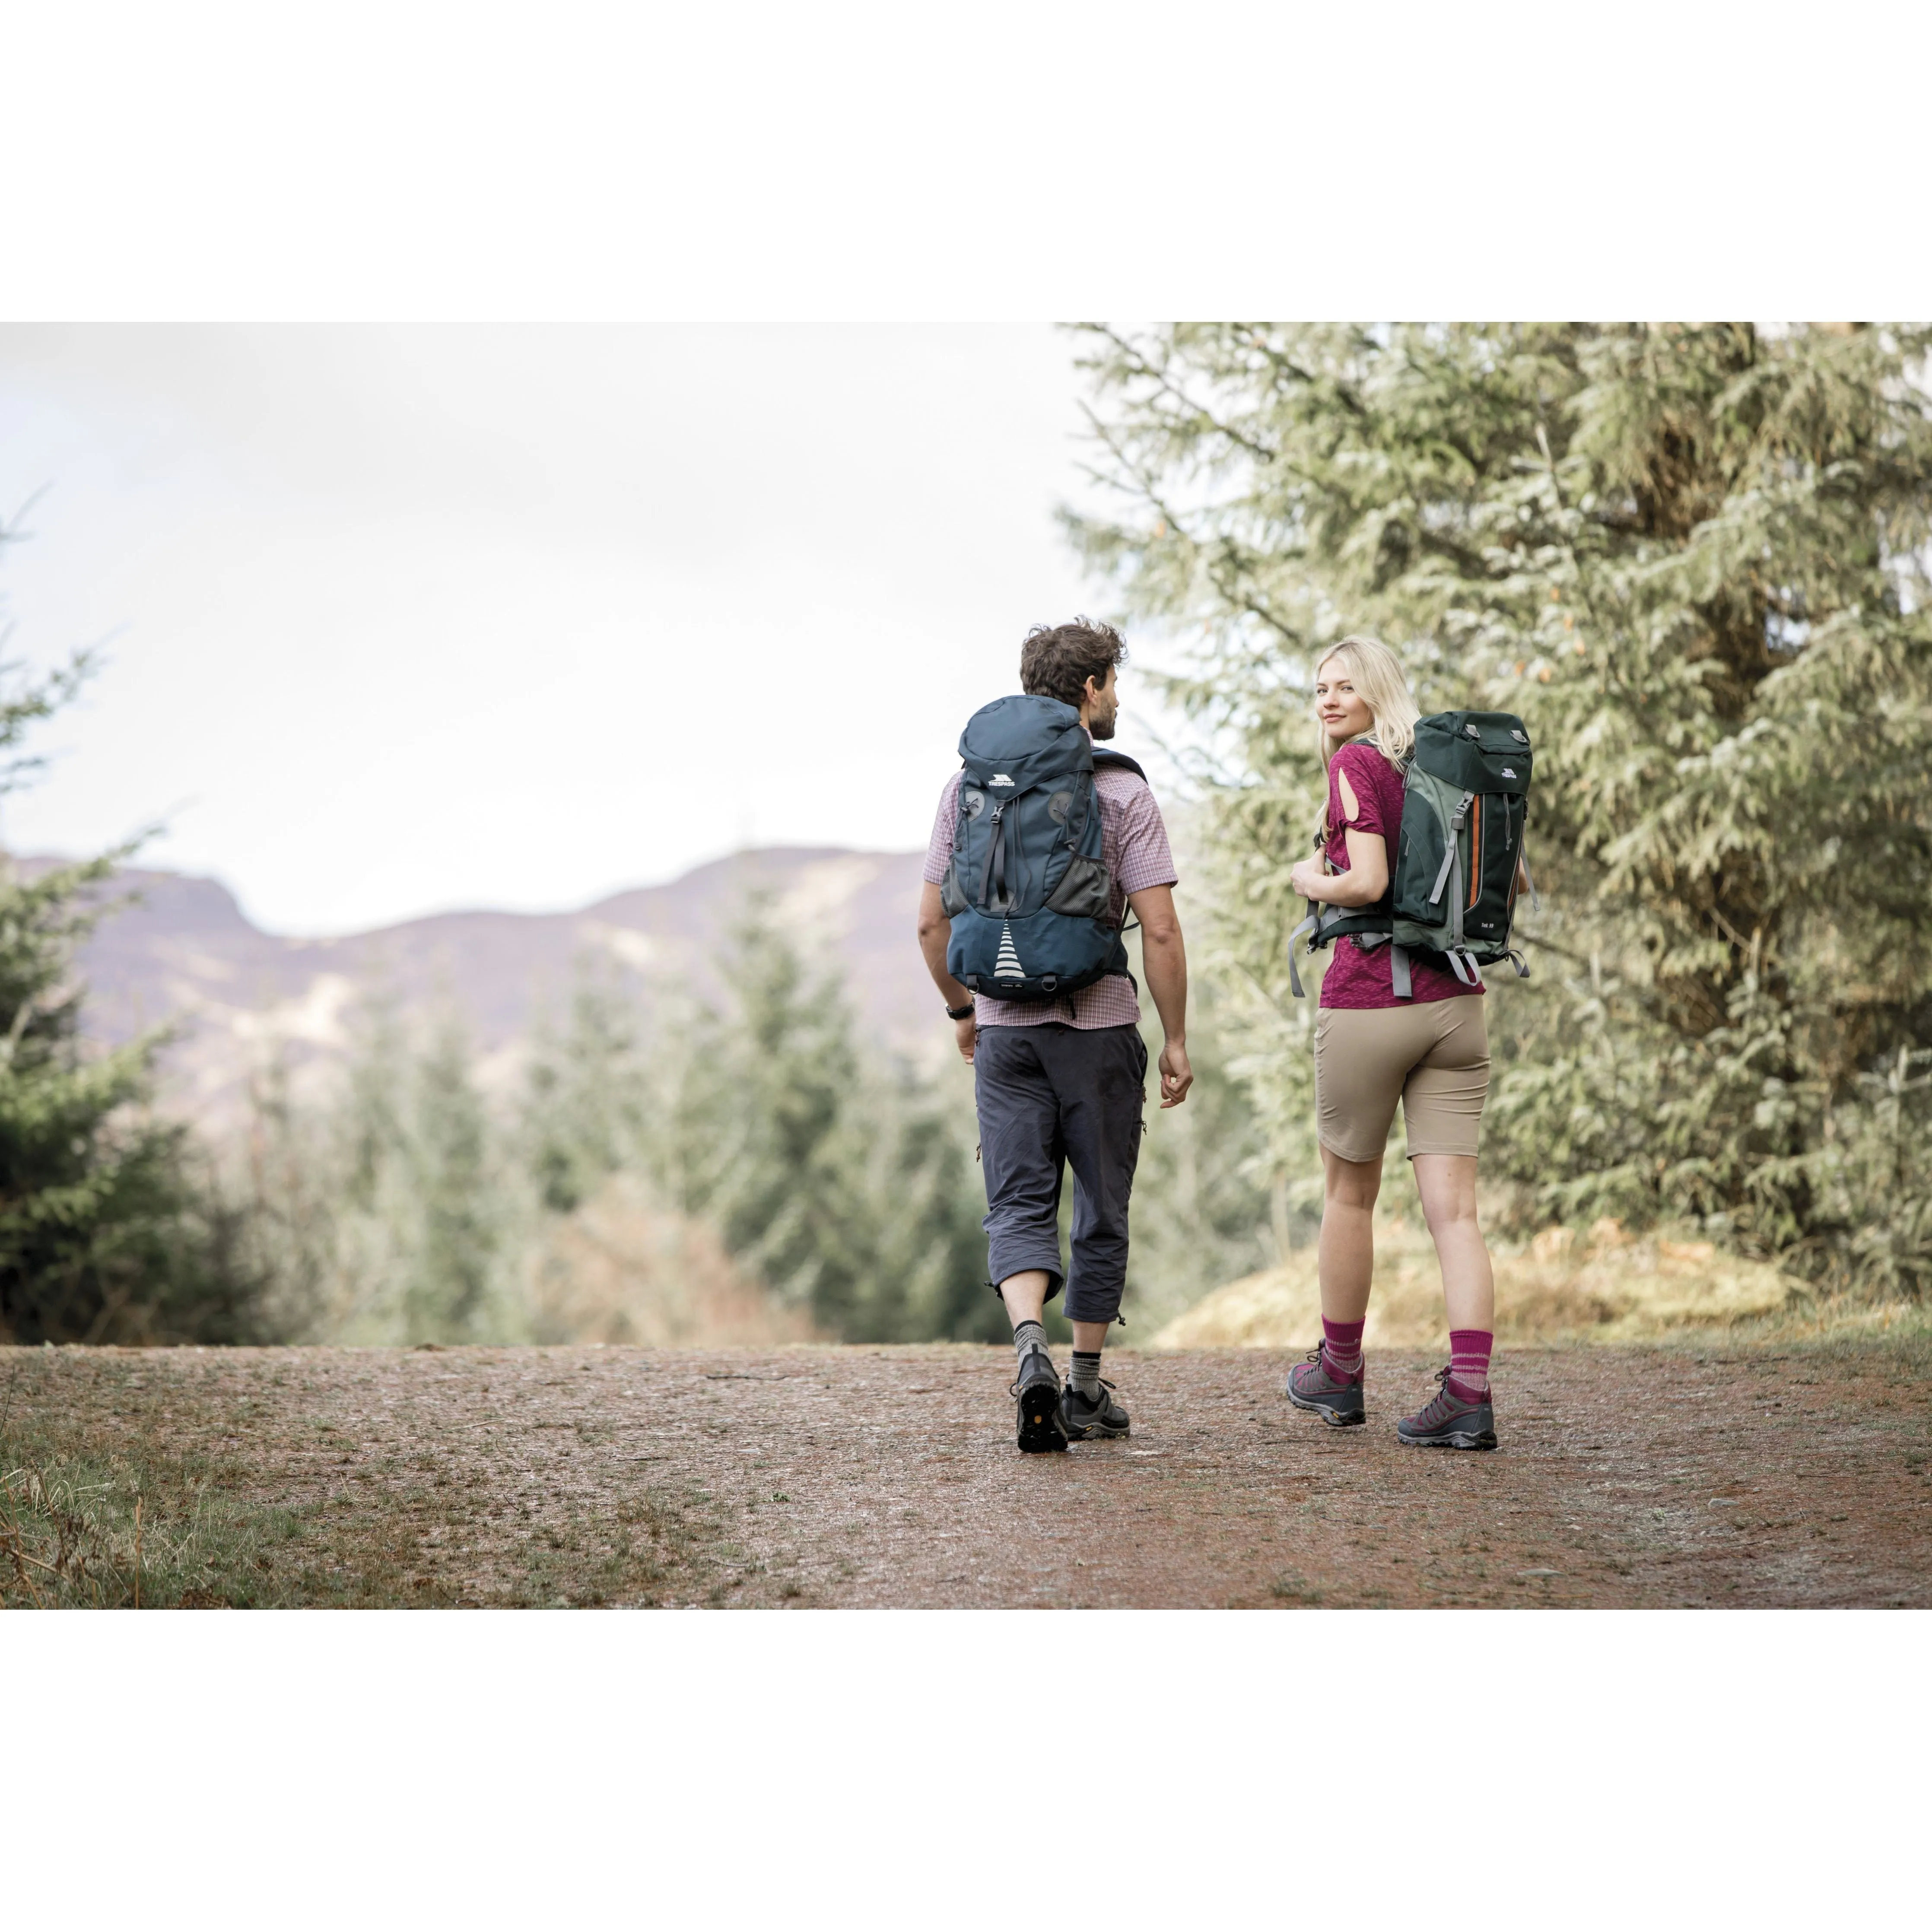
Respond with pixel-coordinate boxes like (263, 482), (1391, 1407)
(1314, 635), (1418, 773)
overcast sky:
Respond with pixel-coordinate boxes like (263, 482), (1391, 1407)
(0, 324), (1174, 935)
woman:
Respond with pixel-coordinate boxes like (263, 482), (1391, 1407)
(1283, 636), (1505, 1450)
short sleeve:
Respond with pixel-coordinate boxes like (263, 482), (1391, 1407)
(1110, 778), (1179, 896)
(922, 773), (963, 886)
(1331, 744), (1395, 843)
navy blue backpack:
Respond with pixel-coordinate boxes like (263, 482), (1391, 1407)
(939, 694), (1140, 1000)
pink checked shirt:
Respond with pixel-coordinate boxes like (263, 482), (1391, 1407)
(922, 753), (1178, 1029)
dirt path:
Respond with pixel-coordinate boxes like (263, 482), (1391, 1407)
(5, 1341), (1929, 1607)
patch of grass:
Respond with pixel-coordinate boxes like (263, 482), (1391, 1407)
(1764, 1318), (1932, 1368)
(1268, 1572), (1325, 1606)
(1, 1395), (313, 1610)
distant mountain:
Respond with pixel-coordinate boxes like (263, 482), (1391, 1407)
(48, 847), (937, 1129)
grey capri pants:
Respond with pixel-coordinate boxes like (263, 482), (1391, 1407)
(973, 1022), (1147, 1325)
(1313, 996), (1490, 1164)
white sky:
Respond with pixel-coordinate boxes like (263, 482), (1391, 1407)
(0, 324), (1174, 934)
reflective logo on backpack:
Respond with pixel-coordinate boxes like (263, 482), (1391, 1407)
(989, 774), (1015, 786)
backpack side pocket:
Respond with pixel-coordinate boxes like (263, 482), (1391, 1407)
(1467, 794), (1523, 945)
(1043, 852), (1115, 922)
(1392, 787), (1449, 928)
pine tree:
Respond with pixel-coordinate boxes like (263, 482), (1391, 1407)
(326, 1003), (524, 1344)
(521, 977), (649, 1217)
(1066, 323), (1932, 1292)
(404, 1013), (506, 1339)
(0, 644), (269, 1341)
(670, 902), (1001, 1341)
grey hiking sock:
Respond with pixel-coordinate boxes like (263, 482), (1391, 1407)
(1069, 1350), (1103, 1399)
(1013, 1320), (1050, 1370)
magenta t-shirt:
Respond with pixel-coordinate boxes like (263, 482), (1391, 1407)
(1318, 741), (1483, 1010)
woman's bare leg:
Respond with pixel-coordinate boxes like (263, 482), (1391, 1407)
(1318, 1147), (1383, 1324)
(1411, 1153), (1494, 1331)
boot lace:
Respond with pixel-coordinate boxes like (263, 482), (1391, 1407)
(1066, 1376), (1116, 1411)
(1415, 1365), (1479, 1424)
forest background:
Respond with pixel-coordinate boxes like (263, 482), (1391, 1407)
(3, 321), (1928, 1351)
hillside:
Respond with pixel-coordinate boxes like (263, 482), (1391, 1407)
(49, 846), (936, 1126)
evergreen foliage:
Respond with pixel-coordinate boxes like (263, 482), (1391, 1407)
(610, 906), (1004, 1343)
(236, 901), (1277, 1346)
(661, 906), (1277, 1340)
(1066, 323), (1932, 1293)
(245, 1001), (527, 1345)
(522, 979), (648, 1218)
(1124, 978), (1287, 1328)
(238, 914), (1007, 1345)
(0, 670), (270, 1343)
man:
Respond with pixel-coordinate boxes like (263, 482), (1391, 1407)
(915, 618), (1192, 1452)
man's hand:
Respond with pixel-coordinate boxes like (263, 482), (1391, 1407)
(1157, 1040), (1193, 1107)
(1131, 884), (1191, 1107)
(918, 881), (980, 1065)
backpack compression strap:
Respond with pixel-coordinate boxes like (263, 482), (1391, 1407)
(1429, 792), (1477, 909)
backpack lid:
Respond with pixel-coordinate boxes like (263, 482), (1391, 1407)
(958, 694), (1094, 796)
(1411, 711), (1533, 795)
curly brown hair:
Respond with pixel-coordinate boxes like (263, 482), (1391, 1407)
(1018, 617), (1128, 711)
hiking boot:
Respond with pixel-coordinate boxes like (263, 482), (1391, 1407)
(1011, 1343), (1069, 1453)
(1061, 1378), (1130, 1441)
(1396, 1368), (1497, 1450)
(1285, 1347), (1364, 1427)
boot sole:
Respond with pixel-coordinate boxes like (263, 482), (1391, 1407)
(1396, 1428), (1497, 1451)
(1286, 1386), (1365, 1427)
(1016, 1380), (1069, 1453)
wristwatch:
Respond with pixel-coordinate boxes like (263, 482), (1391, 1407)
(945, 1001), (976, 1021)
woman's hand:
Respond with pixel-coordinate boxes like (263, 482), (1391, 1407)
(1296, 832), (1388, 908)
(1289, 855), (1330, 902)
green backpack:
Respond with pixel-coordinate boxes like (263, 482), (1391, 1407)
(1290, 711), (1535, 998)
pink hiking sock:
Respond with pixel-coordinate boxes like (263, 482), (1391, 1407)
(1320, 1317), (1365, 1383)
(1447, 1329), (1493, 1402)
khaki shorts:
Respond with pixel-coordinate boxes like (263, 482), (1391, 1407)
(1313, 998), (1490, 1163)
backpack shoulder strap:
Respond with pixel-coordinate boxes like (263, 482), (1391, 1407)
(1090, 749), (1147, 781)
